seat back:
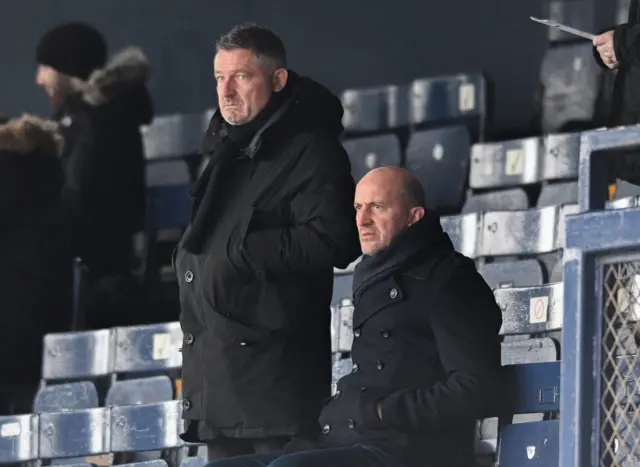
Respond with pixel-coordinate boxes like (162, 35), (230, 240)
(541, 132), (580, 181)
(106, 376), (174, 406)
(42, 330), (112, 382)
(470, 137), (542, 191)
(341, 85), (408, 133)
(39, 407), (110, 460)
(142, 111), (212, 161)
(462, 188), (530, 214)
(34, 381), (99, 413)
(0, 415), (38, 463)
(342, 134), (401, 182)
(113, 322), (183, 376)
(440, 212), (480, 258)
(480, 259), (545, 289)
(405, 126), (471, 211)
(110, 400), (183, 453)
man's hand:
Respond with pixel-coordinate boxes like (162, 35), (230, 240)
(594, 30), (619, 69)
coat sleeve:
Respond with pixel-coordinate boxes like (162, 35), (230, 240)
(232, 134), (361, 276)
(614, 23), (640, 68)
(370, 263), (505, 432)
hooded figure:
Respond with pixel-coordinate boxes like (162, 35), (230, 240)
(35, 23), (154, 328)
(174, 24), (361, 459)
(0, 115), (70, 413)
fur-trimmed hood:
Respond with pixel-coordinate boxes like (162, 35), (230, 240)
(0, 115), (63, 156)
(82, 46), (151, 107)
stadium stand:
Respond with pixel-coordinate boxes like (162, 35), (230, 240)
(8, 9), (640, 462)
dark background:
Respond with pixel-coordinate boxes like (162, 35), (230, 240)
(0, 0), (623, 133)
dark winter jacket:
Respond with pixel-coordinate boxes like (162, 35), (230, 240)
(55, 47), (153, 276)
(595, 0), (640, 126)
(285, 212), (504, 467)
(175, 72), (361, 441)
(0, 116), (70, 386)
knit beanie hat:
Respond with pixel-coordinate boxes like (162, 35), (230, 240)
(36, 23), (108, 80)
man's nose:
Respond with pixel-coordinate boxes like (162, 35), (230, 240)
(218, 80), (235, 98)
(356, 210), (371, 228)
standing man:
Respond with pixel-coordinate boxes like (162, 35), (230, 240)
(174, 24), (361, 459)
(206, 168), (505, 467)
(35, 22), (154, 328)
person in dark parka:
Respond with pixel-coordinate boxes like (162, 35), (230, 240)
(0, 115), (70, 414)
(35, 23), (154, 328)
(174, 24), (361, 459)
(207, 167), (505, 467)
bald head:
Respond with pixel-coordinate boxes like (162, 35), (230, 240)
(354, 167), (426, 255)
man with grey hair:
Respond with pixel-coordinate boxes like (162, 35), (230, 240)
(174, 24), (361, 459)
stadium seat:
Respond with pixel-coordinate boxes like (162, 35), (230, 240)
(39, 406), (110, 460)
(331, 356), (353, 396)
(117, 461), (169, 467)
(110, 400), (183, 453)
(331, 299), (354, 354)
(537, 182), (578, 207)
(502, 338), (558, 365)
(539, 43), (601, 133)
(541, 132), (580, 182)
(146, 160), (191, 187)
(342, 134), (401, 182)
(462, 188), (530, 213)
(34, 381), (99, 412)
(480, 259), (545, 289)
(607, 196), (638, 209)
(106, 376), (174, 406)
(0, 414), (38, 463)
(142, 111), (213, 161)
(146, 185), (191, 232)
(478, 205), (560, 257)
(341, 85), (409, 133)
(440, 212), (480, 258)
(495, 282), (563, 338)
(112, 322), (183, 376)
(613, 180), (640, 200)
(405, 126), (471, 211)
(409, 74), (488, 135)
(42, 330), (112, 382)
(545, 0), (594, 43)
(180, 457), (207, 467)
(332, 273), (353, 306)
(469, 137), (541, 191)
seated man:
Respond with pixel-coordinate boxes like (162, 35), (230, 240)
(208, 167), (504, 467)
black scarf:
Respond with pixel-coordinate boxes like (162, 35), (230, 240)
(182, 86), (291, 254)
(352, 211), (454, 304)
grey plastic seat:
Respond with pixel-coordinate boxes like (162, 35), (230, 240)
(146, 160), (191, 187)
(332, 273), (353, 306)
(462, 188), (529, 214)
(469, 137), (541, 190)
(142, 110), (213, 160)
(341, 85), (409, 132)
(0, 415), (38, 463)
(440, 212), (480, 258)
(479, 260), (545, 289)
(106, 376), (174, 406)
(112, 322), (183, 375)
(405, 126), (471, 210)
(537, 181), (578, 207)
(541, 132), (580, 181)
(343, 134), (401, 182)
(42, 329), (112, 382)
(34, 381), (99, 413)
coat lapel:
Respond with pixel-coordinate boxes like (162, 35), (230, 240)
(352, 277), (404, 329)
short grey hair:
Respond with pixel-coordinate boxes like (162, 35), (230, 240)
(216, 23), (287, 72)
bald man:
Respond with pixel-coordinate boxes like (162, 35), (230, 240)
(208, 167), (505, 467)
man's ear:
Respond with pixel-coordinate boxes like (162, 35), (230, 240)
(408, 206), (425, 226)
(272, 68), (288, 92)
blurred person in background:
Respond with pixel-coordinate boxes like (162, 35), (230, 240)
(174, 24), (361, 460)
(0, 115), (69, 414)
(35, 22), (154, 329)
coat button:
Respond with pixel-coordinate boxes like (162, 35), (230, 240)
(321, 424), (331, 435)
(354, 328), (361, 338)
(389, 288), (398, 299)
(376, 360), (384, 371)
(182, 399), (191, 411)
(239, 341), (248, 347)
(185, 270), (194, 283)
(357, 387), (367, 393)
(184, 333), (194, 345)
(347, 419), (356, 429)
(352, 363), (359, 373)
(381, 329), (390, 338)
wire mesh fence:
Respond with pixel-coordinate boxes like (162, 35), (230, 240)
(601, 261), (640, 466)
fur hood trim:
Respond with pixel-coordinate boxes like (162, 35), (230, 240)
(0, 115), (63, 156)
(82, 46), (150, 106)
